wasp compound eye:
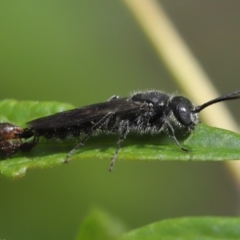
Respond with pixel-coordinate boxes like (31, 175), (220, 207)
(170, 96), (195, 126)
(177, 104), (192, 126)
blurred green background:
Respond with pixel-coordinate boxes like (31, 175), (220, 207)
(1, 1), (240, 239)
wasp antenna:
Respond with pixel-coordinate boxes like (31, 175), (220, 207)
(193, 90), (240, 113)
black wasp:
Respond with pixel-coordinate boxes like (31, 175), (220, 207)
(0, 90), (240, 171)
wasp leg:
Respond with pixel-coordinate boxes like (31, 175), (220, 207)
(65, 112), (115, 163)
(20, 136), (39, 153)
(109, 121), (129, 172)
(18, 128), (38, 153)
(164, 119), (188, 152)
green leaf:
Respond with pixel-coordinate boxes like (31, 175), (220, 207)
(76, 208), (125, 240)
(124, 217), (240, 240)
(0, 99), (240, 178)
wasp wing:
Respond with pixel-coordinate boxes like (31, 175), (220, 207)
(27, 98), (143, 129)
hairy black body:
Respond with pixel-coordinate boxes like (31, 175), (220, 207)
(1, 90), (240, 171)
(29, 92), (196, 139)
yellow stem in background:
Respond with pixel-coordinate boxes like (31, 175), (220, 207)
(123, 0), (240, 186)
